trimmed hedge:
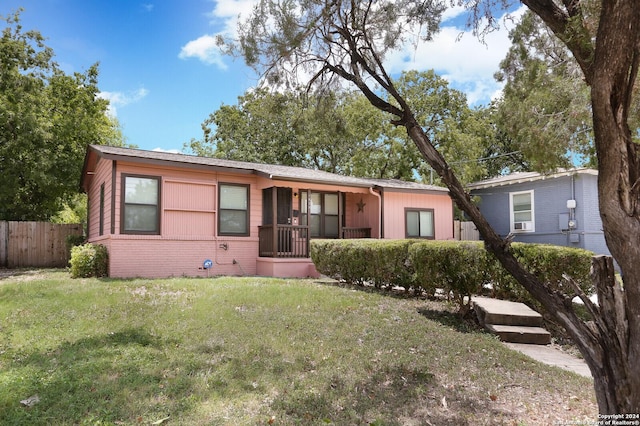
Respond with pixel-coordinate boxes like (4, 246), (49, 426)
(310, 239), (594, 313)
(70, 243), (109, 278)
(311, 239), (415, 289)
(410, 241), (490, 309)
(489, 243), (594, 312)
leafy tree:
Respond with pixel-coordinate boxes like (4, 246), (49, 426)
(479, 103), (532, 176)
(230, 0), (640, 413)
(185, 87), (424, 178)
(188, 70), (498, 184)
(394, 70), (498, 184)
(187, 87), (303, 166)
(295, 91), (360, 174)
(495, 10), (595, 171)
(51, 193), (87, 225)
(0, 11), (123, 221)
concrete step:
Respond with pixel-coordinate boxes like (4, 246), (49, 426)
(485, 324), (552, 345)
(473, 296), (543, 327)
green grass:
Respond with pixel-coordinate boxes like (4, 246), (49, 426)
(0, 270), (596, 425)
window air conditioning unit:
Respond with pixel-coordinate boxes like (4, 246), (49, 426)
(514, 221), (533, 231)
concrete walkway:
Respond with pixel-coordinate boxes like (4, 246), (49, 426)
(470, 296), (592, 378)
(504, 342), (592, 378)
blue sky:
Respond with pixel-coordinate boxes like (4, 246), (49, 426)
(2, 1), (524, 153)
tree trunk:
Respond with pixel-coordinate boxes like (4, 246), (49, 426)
(586, 0), (640, 414)
(401, 110), (640, 413)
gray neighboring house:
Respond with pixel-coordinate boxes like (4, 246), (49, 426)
(467, 168), (611, 256)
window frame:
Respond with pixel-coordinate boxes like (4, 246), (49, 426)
(120, 173), (162, 235)
(404, 208), (435, 239)
(99, 183), (105, 236)
(218, 183), (250, 237)
(300, 190), (343, 238)
(509, 190), (535, 233)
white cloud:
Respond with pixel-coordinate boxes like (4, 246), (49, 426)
(209, 0), (256, 24)
(99, 87), (149, 116)
(441, 4), (467, 22)
(178, 35), (227, 69)
(384, 6), (526, 105)
(181, 1), (525, 105)
(142, 3), (154, 12)
(179, 0), (258, 69)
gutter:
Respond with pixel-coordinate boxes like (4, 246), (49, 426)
(369, 187), (382, 238)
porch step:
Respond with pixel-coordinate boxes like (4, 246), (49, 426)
(473, 296), (543, 327)
(472, 296), (551, 345)
(485, 324), (551, 345)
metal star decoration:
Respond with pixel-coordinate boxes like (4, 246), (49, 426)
(357, 198), (366, 212)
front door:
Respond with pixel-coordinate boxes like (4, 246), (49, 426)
(300, 191), (341, 238)
(262, 187), (293, 253)
(277, 187), (292, 225)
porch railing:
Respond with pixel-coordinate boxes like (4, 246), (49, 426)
(259, 225), (372, 258)
(342, 227), (371, 239)
(259, 225), (310, 258)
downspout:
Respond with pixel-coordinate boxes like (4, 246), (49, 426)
(570, 173), (576, 223)
(369, 187), (382, 239)
(111, 161), (117, 235)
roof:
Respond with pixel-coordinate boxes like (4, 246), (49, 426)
(81, 145), (449, 194)
(466, 168), (598, 191)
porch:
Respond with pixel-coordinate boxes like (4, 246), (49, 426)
(258, 185), (376, 260)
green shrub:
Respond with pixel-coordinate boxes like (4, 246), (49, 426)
(366, 239), (416, 289)
(489, 243), (593, 312)
(65, 233), (86, 251)
(311, 238), (595, 316)
(410, 241), (491, 311)
(69, 243), (108, 278)
(310, 239), (415, 288)
(309, 239), (338, 278)
(311, 239), (366, 284)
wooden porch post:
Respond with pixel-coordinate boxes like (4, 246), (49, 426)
(338, 191), (343, 239)
(271, 186), (278, 257)
(304, 189), (310, 256)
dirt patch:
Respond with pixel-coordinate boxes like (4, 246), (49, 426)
(127, 286), (186, 298)
(0, 268), (52, 282)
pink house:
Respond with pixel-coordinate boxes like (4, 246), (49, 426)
(80, 145), (454, 278)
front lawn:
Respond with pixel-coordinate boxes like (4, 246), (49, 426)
(0, 270), (596, 425)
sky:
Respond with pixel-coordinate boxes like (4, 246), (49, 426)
(2, 1), (525, 153)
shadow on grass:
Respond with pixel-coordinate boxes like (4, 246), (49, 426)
(417, 307), (488, 335)
(271, 362), (514, 425)
(314, 278), (428, 301)
(0, 328), (193, 425)
(316, 278), (487, 336)
(0, 268), (52, 281)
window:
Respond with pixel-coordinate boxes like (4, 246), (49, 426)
(219, 183), (249, 236)
(510, 190), (535, 232)
(121, 174), (161, 234)
(300, 191), (342, 238)
(405, 209), (435, 239)
(323, 193), (339, 238)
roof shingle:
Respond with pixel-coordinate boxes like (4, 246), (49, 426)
(466, 168), (598, 190)
(84, 145), (448, 193)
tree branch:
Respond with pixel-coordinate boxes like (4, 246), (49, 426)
(522, 0), (595, 82)
(563, 272), (599, 321)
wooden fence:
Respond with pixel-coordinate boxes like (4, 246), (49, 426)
(454, 220), (480, 241)
(0, 221), (83, 268)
